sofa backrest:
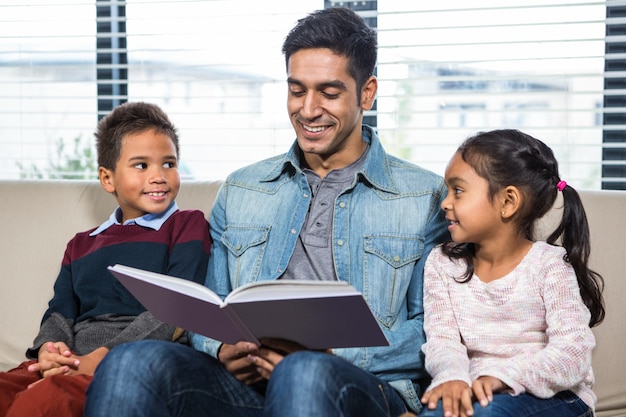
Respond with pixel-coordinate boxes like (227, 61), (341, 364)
(0, 180), (624, 416)
(508, 189), (626, 416)
(575, 190), (626, 416)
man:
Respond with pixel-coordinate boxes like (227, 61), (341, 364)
(84, 8), (448, 417)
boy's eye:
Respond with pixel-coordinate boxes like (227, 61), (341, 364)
(164, 161), (177, 169)
(133, 162), (148, 169)
(454, 187), (463, 195)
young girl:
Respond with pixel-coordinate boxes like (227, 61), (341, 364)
(419, 129), (605, 417)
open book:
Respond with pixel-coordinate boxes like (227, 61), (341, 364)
(109, 264), (389, 349)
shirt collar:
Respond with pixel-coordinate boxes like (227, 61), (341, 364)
(89, 201), (179, 236)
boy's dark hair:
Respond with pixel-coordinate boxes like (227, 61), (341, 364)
(95, 102), (179, 170)
(281, 7), (377, 98)
(443, 129), (605, 327)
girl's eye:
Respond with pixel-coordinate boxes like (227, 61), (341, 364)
(454, 187), (463, 195)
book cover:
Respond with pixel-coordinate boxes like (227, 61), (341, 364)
(108, 264), (389, 349)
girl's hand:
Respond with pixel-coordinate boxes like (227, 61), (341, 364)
(421, 380), (474, 417)
(471, 376), (509, 408)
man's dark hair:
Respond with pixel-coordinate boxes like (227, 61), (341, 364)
(282, 7), (377, 95)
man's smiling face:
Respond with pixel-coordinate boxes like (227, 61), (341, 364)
(286, 47), (376, 174)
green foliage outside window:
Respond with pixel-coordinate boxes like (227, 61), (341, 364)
(17, 135), (97, 180)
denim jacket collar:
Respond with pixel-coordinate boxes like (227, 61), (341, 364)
(261, 125), (400, 195)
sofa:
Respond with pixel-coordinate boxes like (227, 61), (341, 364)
(0, 179), (624, 416)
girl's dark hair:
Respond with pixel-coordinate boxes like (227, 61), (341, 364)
(281, 7), (377, 99)
(443, 129), (605, 327)
(95, 101), (179, 171)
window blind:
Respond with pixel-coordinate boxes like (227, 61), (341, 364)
(375, 1), (609, 190)
(0, 0), (97, 179)
(1, 0), (620, 190)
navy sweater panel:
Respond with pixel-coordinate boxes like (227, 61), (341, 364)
(43, 209), (211, 324)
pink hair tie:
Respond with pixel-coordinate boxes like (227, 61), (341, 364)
(556, 180), (567, 191)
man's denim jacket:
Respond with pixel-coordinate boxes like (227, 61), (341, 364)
(191, 126), (449, 413)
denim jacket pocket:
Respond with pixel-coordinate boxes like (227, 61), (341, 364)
(363, 234), (424, 327)
(221, 225), (271, 283)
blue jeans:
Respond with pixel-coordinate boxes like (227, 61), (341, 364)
(84, 340), (408, 417)
(418, 390), (592, 417)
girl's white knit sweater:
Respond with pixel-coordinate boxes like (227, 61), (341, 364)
(423, 241), (596, 410)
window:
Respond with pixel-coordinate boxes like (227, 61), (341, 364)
(1, 1), (97, 179)
(1, 0), (622, 190)
(375, 1), (609, 189)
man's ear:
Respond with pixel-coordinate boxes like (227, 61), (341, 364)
(501, 185), (522, 219)
(360, 75), (378, 111)
(98, 166), (116, 194)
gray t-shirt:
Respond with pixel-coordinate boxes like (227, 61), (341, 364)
(281, 146), (369, 281)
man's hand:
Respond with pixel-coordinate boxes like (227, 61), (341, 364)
(248, 338), (307, 380)
(218, 341), (263, 385)
(421, 380), (474, 417)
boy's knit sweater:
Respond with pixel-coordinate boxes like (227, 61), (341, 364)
(26, 209), (211, 357)
(423, 241), (596, 410)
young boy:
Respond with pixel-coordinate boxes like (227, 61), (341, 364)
(0, 102), (211, 417)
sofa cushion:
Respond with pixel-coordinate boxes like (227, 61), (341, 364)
(0, 180), (624, 417)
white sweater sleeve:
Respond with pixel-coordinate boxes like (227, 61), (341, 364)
(422, 247), (472, 390)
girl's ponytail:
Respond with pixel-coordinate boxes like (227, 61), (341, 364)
(547, 183), (605, 327)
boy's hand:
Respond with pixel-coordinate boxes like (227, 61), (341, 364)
(471, 376), (509, 408)
(29, 341), (79, 378)
(65, 346), (110, 377)
(421, 380), (474, 417)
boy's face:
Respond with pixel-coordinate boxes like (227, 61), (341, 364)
(99, 128), (180, 223)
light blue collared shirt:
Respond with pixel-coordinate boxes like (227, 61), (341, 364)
(89, 201), (179, 236)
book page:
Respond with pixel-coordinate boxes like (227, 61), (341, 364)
(226, 280), (356, 304)
(108, 264), (223, 305)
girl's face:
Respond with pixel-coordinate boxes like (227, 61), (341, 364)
(440, 152), (503, 244)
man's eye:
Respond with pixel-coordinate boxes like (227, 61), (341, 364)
(322, 92), (339, 99)
(289, 89), (305, 97)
